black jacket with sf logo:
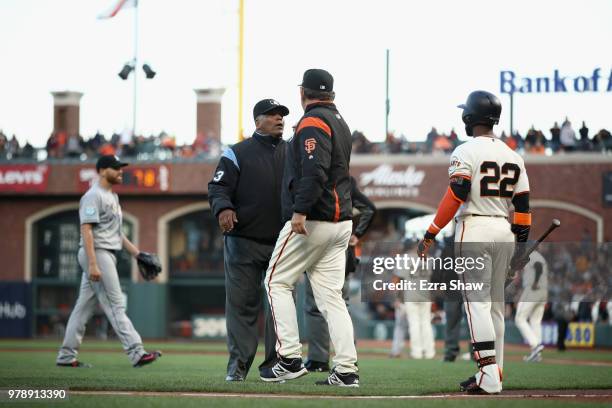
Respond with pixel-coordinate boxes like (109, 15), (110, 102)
(282, 102), (353, 223)
(208, 133), (286, 244)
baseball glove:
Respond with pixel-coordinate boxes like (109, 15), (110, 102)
(137, 252), (162, 281)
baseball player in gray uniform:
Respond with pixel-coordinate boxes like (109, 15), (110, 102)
(56, 155), (161, 368)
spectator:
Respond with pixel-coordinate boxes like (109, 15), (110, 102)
(525, 127), (536, 147)
(65, 134), (83, 158)
(21, 141), (34, 159)
(385, 132), (402, 153)
(550, 122), (561, 152)
(448, 128), (459, 149)
(511, 131), (524, 150)
(99, 142), (116, 156)
(0, 133), (8, 159)
(119, 128), (134, 157)
(560, 119), (577, 152)
(425, 127), (438, 152)
(432, 133), (452, 154)
(46, 132), (59, 158)
(351, 130), (374, 154)
(56, 131), (67, 158)
(594, 129), (612, 152)
(501, 131), (518, 151)
(579, 121), (591, 151)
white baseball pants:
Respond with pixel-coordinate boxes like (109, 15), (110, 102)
(455, 216), (514, 393)
(515, 300), (546, 348)
(405, 302), (436, 359)
(264, 220), (358, 374)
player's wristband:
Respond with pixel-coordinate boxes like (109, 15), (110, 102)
(424, 230), (436, 240)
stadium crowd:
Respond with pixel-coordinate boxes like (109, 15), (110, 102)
(353, 119), (612, 155)
(1, 118), (611, 162)
(0, 129), (222, 161)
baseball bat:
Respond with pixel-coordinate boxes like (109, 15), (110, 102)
(505, 218), (561, 289)
(521, 218), (561, 262)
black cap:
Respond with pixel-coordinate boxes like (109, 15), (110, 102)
(96, 155), (129, 171)
(253, 99), (289, 120)
(300, 69), (333, 91)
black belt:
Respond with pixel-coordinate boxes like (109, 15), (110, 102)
(457, 214), (508, 221)
(471, 214), (507, 219)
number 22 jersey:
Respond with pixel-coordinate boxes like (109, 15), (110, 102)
(448, 135), (529, 218)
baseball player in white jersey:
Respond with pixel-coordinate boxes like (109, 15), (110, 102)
(56, 155), (161, 368)
(404, 258), (436, 360)
(418, 90), (531, 394)
(515, 249), (548, 362)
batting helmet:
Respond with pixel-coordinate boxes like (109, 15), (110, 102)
(457, 90), (502, 136)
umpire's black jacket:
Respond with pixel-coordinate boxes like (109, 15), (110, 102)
(208, 132), (286, 244)
(282, 102), (352, 223)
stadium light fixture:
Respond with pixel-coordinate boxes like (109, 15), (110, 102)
(142, 63), (156, 79)
(118, 62), (135, 80)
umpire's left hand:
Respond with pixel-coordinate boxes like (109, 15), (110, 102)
(291, 213), (308, 235)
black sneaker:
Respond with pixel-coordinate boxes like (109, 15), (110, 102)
(315, 370), (359, 387)
(260, 357), (308, 382)
(443, 355), (457, 362)
(304, 360), (330, 372)
(133, 351), (162, 368)
(57, 361), (92, 368)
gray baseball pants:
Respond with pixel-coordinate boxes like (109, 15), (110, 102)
(56, 248), (145, 366)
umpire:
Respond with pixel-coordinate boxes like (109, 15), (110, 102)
(208, 98), (289, 381)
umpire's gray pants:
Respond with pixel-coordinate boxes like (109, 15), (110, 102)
(444, 301), (463, 359)
(304, 273), (349, 363)
(224, 236), (277, 378)
(57, 248), (145, 366)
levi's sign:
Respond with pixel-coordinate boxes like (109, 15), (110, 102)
(500, 68), (612, 94)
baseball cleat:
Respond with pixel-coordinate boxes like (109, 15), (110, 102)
(315, 370), (360, 387)
(57, 361), (92, 368)
(459, 375), (476, 392)
(134, 351), (162, 368)
(225, 374), (245, 382)
(459, 375), (500, 394)
(259, 357), (308, 382)
(304, 359), (330, 372)
(523, 344), (544, 362)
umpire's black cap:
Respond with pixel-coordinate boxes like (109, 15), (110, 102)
(300, 68), (334, 92)
(96, 155), (129, 171)
(253, 99), (289, 120)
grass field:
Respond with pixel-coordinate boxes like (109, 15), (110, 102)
(0, 339), (611, 407)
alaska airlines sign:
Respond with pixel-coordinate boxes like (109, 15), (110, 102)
(358, 164), (425, 198)
(500, 68), (612, 94)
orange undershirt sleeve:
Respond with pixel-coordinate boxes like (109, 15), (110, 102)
(426, 187), (463, 236)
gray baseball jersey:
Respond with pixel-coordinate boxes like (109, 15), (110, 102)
(79, 181), (123, 250)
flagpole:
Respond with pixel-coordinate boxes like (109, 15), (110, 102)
(238, 0), (244, 142)
(132, 0), (139, 137)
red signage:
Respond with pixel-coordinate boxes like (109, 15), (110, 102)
(0, 164), (50, 192)
(77, 165), (170, 193)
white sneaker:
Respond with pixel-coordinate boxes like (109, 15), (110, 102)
(523, 344), (544, 362)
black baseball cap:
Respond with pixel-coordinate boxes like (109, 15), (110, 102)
(96, 155), (128, 171)
(300, 69), (334, 92)
(253, 99), (289, 120)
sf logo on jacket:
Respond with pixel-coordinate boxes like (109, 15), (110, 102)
(304, 138), (317, 155)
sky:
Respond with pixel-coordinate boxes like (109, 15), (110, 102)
(0, 0), (611, 147)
